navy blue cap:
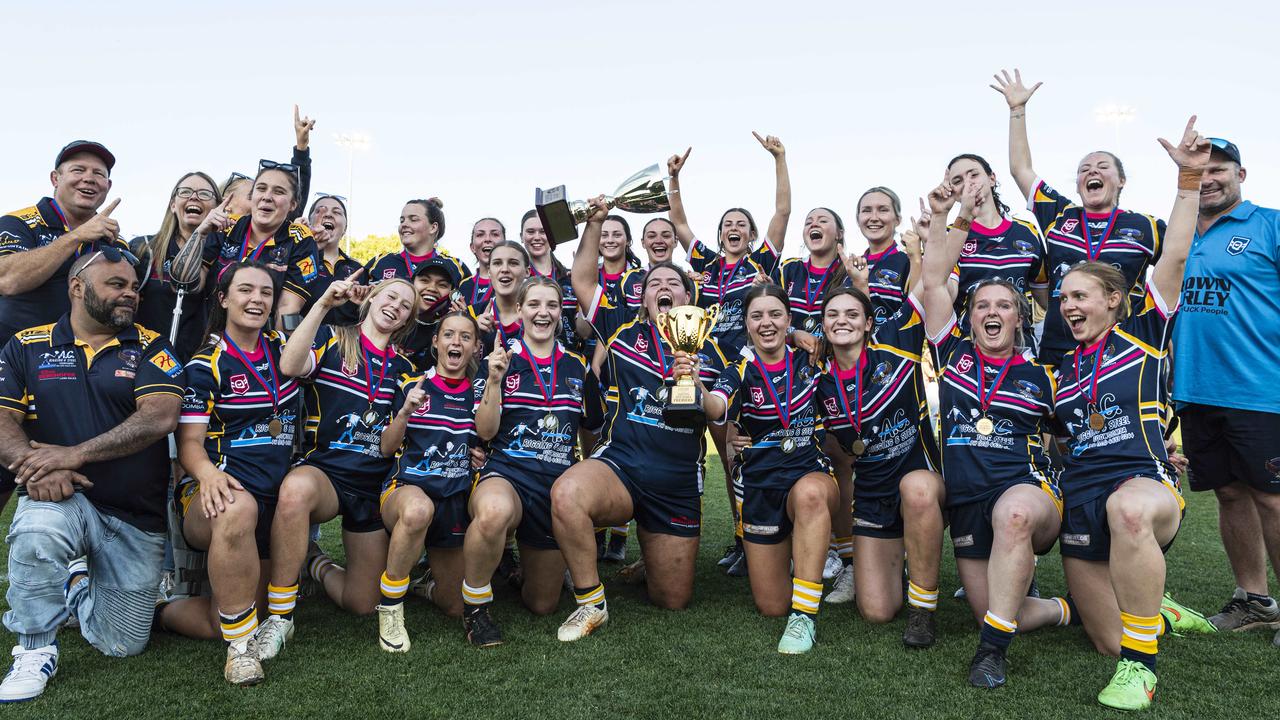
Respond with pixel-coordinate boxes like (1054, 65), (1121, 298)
(1209, 137), (1241, 165)
(413, 255), (462, 288)
(55, 140), (116, 173)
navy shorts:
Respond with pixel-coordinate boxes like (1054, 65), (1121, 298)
(598, 454), (701, 537)
(1181, 403), (1280, 493)
(177, 476), (276, 560)
(479, 471), (557, 550)
(947, 481), (1062, 560)
(1059, 482), (1182, 561)
(852, 494), (903, 539)
(742, 487), (794, 545)
(329, 479), (384, 534)
(423, 491), (469, 549)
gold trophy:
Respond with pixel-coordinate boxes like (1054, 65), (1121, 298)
(535, 164), (676, 247)
(655, 304), (720, 428)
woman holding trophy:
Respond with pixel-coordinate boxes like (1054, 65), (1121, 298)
(552, 199), (728, 641)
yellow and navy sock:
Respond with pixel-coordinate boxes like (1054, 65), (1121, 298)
(835, 536), (854, 567)
(1052, 596), (1072, 626)
(791, 578), (823, 618)
(574, 583), (606, 610)
(462, 581), (493, 614)
(1060, 595), (1082, 626)
(907, 581), (939, 612)
(1119, 611), (1161, 672)
(380, 572), (410, 607)
(980, 611), (1018, 650)
(267, 582), (299, 620)
(308, 552), (336, 583)
(610, 524), (629, 538)
(219, 604), (257, 647)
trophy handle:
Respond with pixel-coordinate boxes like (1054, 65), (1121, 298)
(698, 304), (721, 346)
(654, 311), (672, 344)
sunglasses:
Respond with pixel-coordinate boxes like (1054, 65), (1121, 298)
(175, 187), (217, 201)
(72, 246), (141, 280)
(313, 192), (347, 203)
(225, 171), (251, 186)
(259, 159), (301, 176)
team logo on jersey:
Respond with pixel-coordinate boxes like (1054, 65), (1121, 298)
(565, 376), (583, 400)
(412, 395), (431, 416)
(1013, 239), (1036, 254)
(956, 353), (974, 374)
(504, 374), (520, 394)
(962, 240), (977, 256)
(150, 349), (182, 377)
(1060, 218), (1079, 235)
(635, 334), (648, 352)
(382, 269), (396, 280)
(824, 397), (839, 416)
(1015, 379), (1042, 398)
(872, 361), (892, 385)
(230, 373), (250, 395)
(1265, 457), (1280, 479)
(117, 348), (141, 369)
(750, 386), (765, 405)
(296, 256), (318, 281)
(876, 268), (900, 284)
(1227, 236), (1251, 256)
(1116, 227), (1143, 241)
(701, 272), (712, 284)
(341, 358), (358, 376)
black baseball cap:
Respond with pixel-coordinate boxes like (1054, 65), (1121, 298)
(1208, 137), (1241, 165)
(55, 140), (116, 173)
(413, 255), (462, 288)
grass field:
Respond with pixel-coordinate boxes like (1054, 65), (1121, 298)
(0, 463), (1275, 720)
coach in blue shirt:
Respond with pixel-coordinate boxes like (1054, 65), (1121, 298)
(1172, 138), (1280, 641)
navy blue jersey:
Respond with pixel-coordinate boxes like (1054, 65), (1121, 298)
(203, 215), (322, 306)
(950, 217), (1047, 342)
(593, 317), (729, 494)
(1053, 282), (1181, 508)
(774, 257), (849, 338)
(474, 300), (525, 357)
(711, 347), (824, 490)
(617, 266), (645, 312)
(0, 317), (184, 532)
(363, 248), (470, 285)
(864, 244), (912, 327)
(479, 341), (587, 481)
(383, 370), (478, 498)
(688, 237), (778, 358)
(458, 274), (492, 310)
(927, 302), (1058, 508)
(814, 299), (936, 496)
(180, 332), (302, 499)
(298, 326), (415, 493)
(304, 250), (363, 326)
(1027, 178), (1165, 364)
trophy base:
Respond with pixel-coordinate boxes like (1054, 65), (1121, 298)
(662, 381), (705, 429)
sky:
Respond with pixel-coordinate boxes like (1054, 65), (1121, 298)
(4, 1), (1278, 264)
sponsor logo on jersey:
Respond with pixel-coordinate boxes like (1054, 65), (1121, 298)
(150, 349), (182, 377)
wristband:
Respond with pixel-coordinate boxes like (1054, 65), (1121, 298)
(1178, 168), (1204, 191)
(950, 217), (972, 233)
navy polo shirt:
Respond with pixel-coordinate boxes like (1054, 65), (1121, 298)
(0, 315), (186, 531)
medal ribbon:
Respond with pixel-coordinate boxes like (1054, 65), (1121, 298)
(361, 340), (388, 409)
(649, 324), (671, 380)
(976, 351), (1015, 415)
(518, 338), (558, 407)
(1080, 208), (1120, 262)
(469, 276), (491, 306)
(833, 352), (864, 435)
(804, 260), (834, 311)
(717, 254), (746, 299)
(239, 226), (272, 263)
(223, 332), (280, 415)
(753, 350), (795, 429)
(1073, 326), (1113, 408)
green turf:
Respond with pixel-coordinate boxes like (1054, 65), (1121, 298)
(0, 467), (1275, 720)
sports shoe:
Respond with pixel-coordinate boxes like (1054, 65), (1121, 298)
(224, 641), (264, 686)
(557, 602), (608, 642)
(618, 558), (647, 585)
(717, 544), (739, 568)
(1026, 577), (1041, 599)
(1160, 593), (1217, 635)
(253, 615), (294, 661)
(825, 564), (856, 604)
(377, 603), (411, 653)
(1208, 587), (1280, 632)
(604, 533), (627, 563)
(1096, 659), (1156, 711)
(726, 551), (748, 577)
(0, 644), (58, 703)
(1272, 627), (1279, 648)
(822, 550), (843, 580)
(298, 541), (326, 599)
(596, 529), (607, 560)
(463, 605), (503, 648)
(967, 642), (1007, 688)
(953, 586), (968, 600)
(777, 613), (816, 654)
(903, 607), (937, 648)
(409, 567), (435, 601)
(496, 546), (521, 588)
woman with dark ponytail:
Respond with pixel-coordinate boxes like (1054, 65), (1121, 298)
(364, 198), (471, 286)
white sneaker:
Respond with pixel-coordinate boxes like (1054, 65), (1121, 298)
(822, 550), (843, 581)
(826, 564), (856, 604)
(377, 603), (411, 653)
(0, 644), (58, 703)
(253, 616), (293, 661)
(223, 641), (263, 687)
(557, 602), (608, 642)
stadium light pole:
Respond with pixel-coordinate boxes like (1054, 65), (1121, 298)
(333, 132), (371, 252)
(1094, 104), (1137, 150)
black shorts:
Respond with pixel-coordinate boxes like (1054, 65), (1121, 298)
(0, 468), (15, 495)
(479, 473), (557, 550)
(598, 456), (701, 538)
(1181, 403), (1280, 493)
(424, 491), (469, 549)
(177, 476), (276, 560)
(852, 494), (903, 539)
(325, 476), (384, 534)
(1059, 482), (1182, 561)
(948, 481), (1062, 560)
(582, 368), (606, 436)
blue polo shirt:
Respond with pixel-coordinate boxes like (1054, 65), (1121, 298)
(1172, 200), (1280, 414)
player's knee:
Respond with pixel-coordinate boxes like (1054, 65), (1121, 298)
(754, 597), (789, 617)
(471, 497), (514, 536)
(398, 499), (434, 534)
(275, 477), (317, 518)
(1105, 494), (1152, 538)
(859, 600), (898, 625)
(792, 480), (828, 518)
(550, 477), (588, 518)
(993, 502), (1034, 539)
(900, 476), (940, 513)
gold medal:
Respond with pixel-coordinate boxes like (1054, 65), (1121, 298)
(851, 439), (865, 456)
(804, 317), (817, 332)
(362, 409), (382, 427)
(1089, 412), (1106, 431)
(975, 416), (994, 436)
(268, 418), (283, 438)
(781, 437), (796, 454)
(543, 412), (559, 431)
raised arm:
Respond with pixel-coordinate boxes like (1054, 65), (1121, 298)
(754, 132), (790, 253)
(278, 269), (365, 376)
(0, 199), (120, 296)
(570, 198), (608, 318)
(1152, 116), (1211, 304)
(289, 105), (315, 223)
(921, 179), (967, 339)
(474, 349), (511, 442)
(381, 376), (427, 457)
(991, 69), (1043, 199)
(666, 148), (695, 251)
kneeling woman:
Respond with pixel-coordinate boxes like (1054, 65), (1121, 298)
(920, 179), (1069, 689)
(255, 276), (418, 658)
(1053, 119), (1214, 712)
(702, 284), (837, 654)
(160, 261), (302, 687)
(462, 277), (587, 647)
(374, 311), (484, 651)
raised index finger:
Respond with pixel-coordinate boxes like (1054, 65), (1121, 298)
(294, 104), (300, 123)
(751, 130), (765, 145)
(100, 198), (121, 217)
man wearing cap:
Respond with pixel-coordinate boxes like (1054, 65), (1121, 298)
(0, 141), (134, 508)
(1172, 138), (1280, 643)
(401, 255), (464, 369)
(0, 250), (185, 702)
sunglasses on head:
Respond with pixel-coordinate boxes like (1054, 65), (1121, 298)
(259, 159), (300, 176)
(72, 246), (141, 280)
(313, 192), (347, 203)
(225, 171), (251, 186)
